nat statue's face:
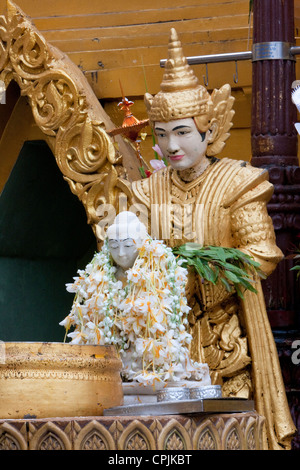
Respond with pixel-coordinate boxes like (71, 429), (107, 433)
(154, 118), (209, 171)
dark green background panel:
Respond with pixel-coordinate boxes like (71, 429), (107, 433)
(0, 140), (97, 341)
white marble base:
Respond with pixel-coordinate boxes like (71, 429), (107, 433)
(122, 382), (163, 405)
(122, 380), (214, 405)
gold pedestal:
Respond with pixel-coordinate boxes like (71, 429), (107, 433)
(0, 412), (265, 450)
(0, 342), (266, 450)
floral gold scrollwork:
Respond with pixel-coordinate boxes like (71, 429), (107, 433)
(205, 84), (235, 157)
(55, 117), (115, 181)
(28, 422), (72, 450)
(199, 300), (252, 396)
(0, 423), (28, 450)
(9, 23), (49, 79)
(126, 432), (149, 451)
(74, 420), (116, 450)
(82, 432), (107, 450)
(0, 433), (20, 450)
(197, 428), (217, 450)
(0, 1), (134, 241)
(39, 433), (65, 450)
(165, 430), (186, 450)
(27, 71), (84, 136)
(225, 427), (241, 450)
(246, 425), (256, 450)
(0, 15), (9, 70)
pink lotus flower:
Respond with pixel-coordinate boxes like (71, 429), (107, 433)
(152, 144), (164, 158)
(150, 159), (166, 172)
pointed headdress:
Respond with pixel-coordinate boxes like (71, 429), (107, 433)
(145, 28), (235, 156)
(144, 28), (212, 132)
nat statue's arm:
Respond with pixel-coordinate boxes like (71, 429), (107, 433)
(229, 166), (283, 277)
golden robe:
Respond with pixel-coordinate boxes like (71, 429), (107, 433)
(132, 157), (296, 450)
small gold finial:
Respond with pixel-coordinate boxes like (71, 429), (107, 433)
(161, 28), (199, 92)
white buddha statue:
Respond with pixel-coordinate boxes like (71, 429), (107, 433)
(106, 211), (147, 284)
(60, 211), (211, 389)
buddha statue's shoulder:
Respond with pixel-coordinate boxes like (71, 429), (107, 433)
(218, 158), (273, 207)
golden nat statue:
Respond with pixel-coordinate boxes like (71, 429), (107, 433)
(130, 28), (296, 450)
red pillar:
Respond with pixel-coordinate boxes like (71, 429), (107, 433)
(251, 0), (300, 328)
(251, 0), (300, 449)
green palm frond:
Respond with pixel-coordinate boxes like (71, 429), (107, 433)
(172, 243), (266, 299)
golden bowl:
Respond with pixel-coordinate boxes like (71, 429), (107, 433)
(0, 342), (123, 419)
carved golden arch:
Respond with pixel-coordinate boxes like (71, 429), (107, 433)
(0, 1), (140, 244)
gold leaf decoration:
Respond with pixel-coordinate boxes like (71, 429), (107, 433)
(0, 1), (134, 243)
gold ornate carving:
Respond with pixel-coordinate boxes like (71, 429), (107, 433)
(199, 300), (252, 394)
(0, 423), (27, 450)
(117, 420), (156, 451)
(203, 84), (235, 157)
(81, 432), (107, 450)
(246, 425), (256, 450)
(73, 420), (115, 450)
(125, 432), (149, 451)
(0, 412), (266, 450)
(0, 1), (137, 243)
(149, 419), (164, 443)
(165, 430), (186, 451)
(0, 342), (122, 381)
(0, 433), (20, 450)
(39, 433), (65, 451)
(144, 28), (212, 127)
(197, 428), (218, 450)
(225, 427), (241, 450)
(157, 419), (191, 450)
(28, 421), (72, 451)
(0, 368), (121, 381)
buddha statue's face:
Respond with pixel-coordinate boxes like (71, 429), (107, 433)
(154, 118), (209, 171)
(108, 238), (139, 271)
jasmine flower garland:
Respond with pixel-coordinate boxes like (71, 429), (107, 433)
(60, 238), (210, 386)
(60, 241), (126, 348)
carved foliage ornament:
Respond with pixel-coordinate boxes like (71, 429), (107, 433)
(0, 1), (132, 240)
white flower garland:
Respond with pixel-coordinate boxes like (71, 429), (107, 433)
(60, 237), (208, 386)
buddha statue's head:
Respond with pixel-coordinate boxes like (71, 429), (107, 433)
(145, 28), (235, 170)
(107, 211), (147, 271)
